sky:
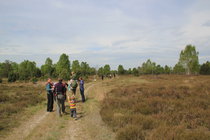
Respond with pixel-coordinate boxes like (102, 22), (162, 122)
(0, 0), (210, 69)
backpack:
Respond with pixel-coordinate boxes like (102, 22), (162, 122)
(71, 80), (78, 89)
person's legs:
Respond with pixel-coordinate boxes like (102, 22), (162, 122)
(70, 109), (77, 118)
(61, 99), (65, 113)
(80, 89), (85, 102)
(49, 93), (54, 111)
(71, 88), (76, 96)
(70, 109), (73, 117)
(56, 98), (61, 116)
(74, 88), (76, 95)
(47, 93), (50, 111)
(73, 109), (77, 118)
(53, 93), (56, 102)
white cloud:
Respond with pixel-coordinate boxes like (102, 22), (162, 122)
(0, 0), (210, 68)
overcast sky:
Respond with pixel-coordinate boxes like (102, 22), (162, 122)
(0, 0), (210, 69)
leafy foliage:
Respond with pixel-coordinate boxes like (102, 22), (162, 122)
(0, 45), (208, 81)
(139, 59), (156, 74)
(200, 61), (210, 75)
(55, 53), (70, 80)
(8, 72), (18, 82)
(18, 60), (37, 80)
(118, 65), (125, 75)
(41, 57), (54, 77)
(71, 60), (80, 74)
(178, 44), (200, 75)
(104, 64), (111, 76)
(97, 67), (104, 76)
(0, 60), (16, 78)
(132, 68), (139, 76)
(164, 65), (172, 74)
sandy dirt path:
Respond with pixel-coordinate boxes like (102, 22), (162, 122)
(62, 81), (115, 140)
(4, 80), (115, 140)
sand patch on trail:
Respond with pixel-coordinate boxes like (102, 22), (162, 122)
(62, 81), (115, 140)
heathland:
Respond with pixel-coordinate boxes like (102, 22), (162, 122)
(100, 75), (210, 140)
(1, 75), (210, 140)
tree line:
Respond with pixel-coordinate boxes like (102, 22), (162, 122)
(0, 44), (210, 83)
(98, 45), (210, 76)
(0, 54), (96, 82)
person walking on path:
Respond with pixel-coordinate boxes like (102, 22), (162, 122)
(54, 78), (66, 117)
(71, 71), (77, 80)
(79, 77), (85, 102)
(69, 96), (77, 120)
(70, 79), (78, 96)
(46, 78), (54, 112)
(69, 71), (78, 96)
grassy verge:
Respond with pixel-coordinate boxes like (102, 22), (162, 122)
(0, 82), (45, 137)
(100, 75), (210, 140)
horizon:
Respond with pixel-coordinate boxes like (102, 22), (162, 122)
(0, 0), (210, 69)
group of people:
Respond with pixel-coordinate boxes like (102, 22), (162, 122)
(45, 72), (85, 119)
(101, 73), (116, 80)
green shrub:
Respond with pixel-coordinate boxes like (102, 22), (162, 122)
(8, 73), (18, 82)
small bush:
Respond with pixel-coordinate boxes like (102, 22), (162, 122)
(0, 78), (2, 83)
(8, 73), (18, 82)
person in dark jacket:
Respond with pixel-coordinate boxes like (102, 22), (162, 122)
(79, 77), (85, 102)
(46, 78), (54, 112)
(54, 78), (66, 117)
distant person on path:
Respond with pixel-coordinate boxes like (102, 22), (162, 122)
(67, 79), (72, 91)
(109, 74), (112, 79)
(69, 71), (78, 96)
(69, 96), (77, 120)
(79, 77), (85, 102)
(67, 79), (73, 98)
(45, 78), (54, 112)
(70, 79), (78, 96)
(54, 78), (66, 117)
(71, 71), (77, 80)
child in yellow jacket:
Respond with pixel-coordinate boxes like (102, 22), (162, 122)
(68, 96), (77, 120)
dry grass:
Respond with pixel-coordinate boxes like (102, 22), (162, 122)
(0, 82), (45, 136)
(100, 75), (210, 140)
